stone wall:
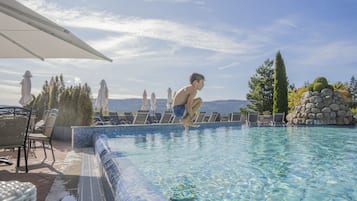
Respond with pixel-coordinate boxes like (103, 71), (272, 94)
(287, 88), (354, 125)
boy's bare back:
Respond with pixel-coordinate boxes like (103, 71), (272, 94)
(172, 85), (197, 106)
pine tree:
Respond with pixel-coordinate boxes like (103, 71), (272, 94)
(246, 59), (274, 113)
(273, 51), (288, 115)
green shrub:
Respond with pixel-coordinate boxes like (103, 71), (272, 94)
(308, 76), (331, 92)
(313, 77), (328, 86)
(351, 107), (357, 117)
(313, 82), (325, 92)
(327, 84), (334, 90)
(308, 84), (314, 91)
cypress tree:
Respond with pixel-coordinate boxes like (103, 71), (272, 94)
(32, 75), (94, 126)
(79, 84), (94, 125)
(273, 51), (288, 115)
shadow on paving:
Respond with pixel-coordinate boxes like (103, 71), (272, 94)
(0, 140), (83, 201)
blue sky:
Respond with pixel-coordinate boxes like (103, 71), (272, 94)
(1, 0), (357, 105)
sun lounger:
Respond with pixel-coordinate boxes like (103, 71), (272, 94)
(246, 112), (258, 126)
(220, 114), (229, 122)
(109, 112), (120, 125)
(230, 112), (241, 122)
(272, 112), (286, 126)
(132, 110), (149, 124)
(258, 114), (273, 126)
(194, 112), (206, 123)
(154, 113), (162, 123)
(171, 115), (181, 123)
(207, 112), (219, 122)
(117, 113), (126, 124)
(124, 112), (134, 124)
(159, 111), (173, 123)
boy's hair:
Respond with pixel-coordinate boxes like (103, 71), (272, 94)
(190, 73), (205, 84)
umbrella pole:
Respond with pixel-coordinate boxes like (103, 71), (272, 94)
(100, 108), (103, 119)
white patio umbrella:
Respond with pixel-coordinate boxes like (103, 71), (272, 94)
(166, 87), (173, 111)
(141, 89), (148, 110)
(95, 79), (109, 115)
(150, 92), (157, 115)
(19, 70), (32, 106)
(0, 0), (111, 61)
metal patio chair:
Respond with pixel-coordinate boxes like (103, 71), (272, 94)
(0, 106), (32, 172)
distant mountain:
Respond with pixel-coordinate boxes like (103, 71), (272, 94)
(99, 99), (248, 115)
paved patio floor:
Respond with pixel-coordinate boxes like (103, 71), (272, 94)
(0, 140), (83, 201)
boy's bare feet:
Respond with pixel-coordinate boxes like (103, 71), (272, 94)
(181, 118), (200, 130)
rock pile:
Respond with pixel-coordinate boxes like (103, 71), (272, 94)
(287, 88), (354, 125)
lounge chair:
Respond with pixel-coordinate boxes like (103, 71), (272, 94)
(132, 110), (149, 124)
(102, 115), (112, 125)
(117, 112), (126, 124)
(194, 112), (206, 123)
(246, 112), (258, 126)
(220, 114), (229, 122)
(154, 112), (162, 123)
(230, 112), (241, 122)
(258, 114), (273, 126)
(159, 111), (173, 123)
(171, 115), (181, 123)
(207, 112), (219, 122)
(28, 112), (57, 161)
(124, 112), (134, 124)
(272, 112), (286, 126)
(203, 115), (210, 122)
(109, 112), (120, 125)
(0, 106), (32, 172)
(93, 116), (104, 125)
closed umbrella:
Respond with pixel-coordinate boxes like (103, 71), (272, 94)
(95, 79), (109, 115)
(141, 89), (148, 110)
(166, 87), (173, 111)
(150, 92), (157, 115)
(19, 70), (32, 106)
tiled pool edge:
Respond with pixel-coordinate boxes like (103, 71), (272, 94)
(94, 134), (167, 201)
(71, 122), (241, 148)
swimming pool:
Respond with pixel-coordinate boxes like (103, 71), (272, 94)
(97, 125), (357, 200)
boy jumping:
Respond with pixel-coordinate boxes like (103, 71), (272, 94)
(172, 72), (205, 130)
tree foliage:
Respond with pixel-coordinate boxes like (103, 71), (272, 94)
(32, 74), (93, 126)
(273, 51), (288, 114)
(332, 81), (348, 90)
(349, 75), (357, 107)
(246, 59), (274, 113)
(288, 87), (308, 112)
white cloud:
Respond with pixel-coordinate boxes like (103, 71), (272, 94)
(0, 79), (20, 85)
(19, 0), (250, 55)
(0, 69), (24, 76)
(0, 84), (19, 91)
(74, 77), (82, 85)
(217, 62), (240, 70)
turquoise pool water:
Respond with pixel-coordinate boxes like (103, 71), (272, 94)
(107, 126), (357, 200)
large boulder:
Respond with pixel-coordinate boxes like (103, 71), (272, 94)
(288, 88), (354, 125)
